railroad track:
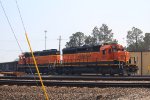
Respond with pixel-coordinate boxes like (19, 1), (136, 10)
(1, 75), (150, 81)
(0, 79), (150, 87)
(0, 75), (150, 87)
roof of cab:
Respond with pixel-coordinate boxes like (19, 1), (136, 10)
(100, 45), (112, 50)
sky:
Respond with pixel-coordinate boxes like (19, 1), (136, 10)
(0, 0), (150, 62)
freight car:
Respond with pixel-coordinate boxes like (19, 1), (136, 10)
(49, 43), (138, 76)
(0, 61), (18, 72)
(0, 61), (19, 76)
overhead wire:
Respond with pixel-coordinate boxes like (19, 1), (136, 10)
(15, 0), (26, 33)
(1, 0), (49, 99)
(0, 0), (23, 53)
(0, 0), (35, 77)
(2, 0), (43, 90)
(0, 0), (38, 83)
(14, 0), (37, 79)
(14, 0), (49, 100)
(0, 0), (41, 97)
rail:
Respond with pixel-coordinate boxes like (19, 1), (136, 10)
(0, 78), (150, 87)
(1, 75), (150, 81)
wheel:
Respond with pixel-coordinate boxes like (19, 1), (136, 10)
(102, 73), (105, 76)
(119, 73), (124, 76)
(127, 74), (131, 76)
(110, 74), (114, 76)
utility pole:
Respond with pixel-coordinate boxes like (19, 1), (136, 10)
(58, 36), (61, 51)
(44, 30), (47, 50)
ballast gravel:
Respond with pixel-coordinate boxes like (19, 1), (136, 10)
(0, 85), (150, 100)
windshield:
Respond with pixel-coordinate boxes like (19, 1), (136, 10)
(112, 46), (124, 52)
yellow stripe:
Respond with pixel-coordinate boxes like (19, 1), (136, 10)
(25, 33), (49, 100)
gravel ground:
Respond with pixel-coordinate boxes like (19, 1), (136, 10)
(0, 85), (150, 100)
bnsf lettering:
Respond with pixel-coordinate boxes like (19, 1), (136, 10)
(77, 54), (91, 59)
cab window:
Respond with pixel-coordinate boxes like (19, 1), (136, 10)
(102, 50), (106, 55)
(112, 46), (117, 52)
(108, 49), (111, 54)
(112, 48), (117, 52)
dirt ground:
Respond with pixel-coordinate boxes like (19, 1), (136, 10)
(0, 85), (150, 100)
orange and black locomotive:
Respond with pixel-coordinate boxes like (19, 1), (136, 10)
(0, 43), (138, 76)
(54, 43), (137, 75)
(17, 49), (60, 74)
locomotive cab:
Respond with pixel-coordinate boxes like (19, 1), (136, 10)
(100, 44), (113, 61)
(112, 44), (129, 63)
(100, 44), (130, 63)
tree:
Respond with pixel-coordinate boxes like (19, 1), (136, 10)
(111, 39), (118, 44)
(84, 35), (96, 46)
(127, 42), (145, 51)
(65, 24), (118, 48)
(99, 24), (113, 43)
(91, 27), (100, 45)
(91, 24), (114, 45)
(143, 33), (150, 50)
(65, 32), (85, 48)
(126, 27), (143, 51)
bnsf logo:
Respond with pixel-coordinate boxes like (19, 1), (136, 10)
(77, 54), (91, 59)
